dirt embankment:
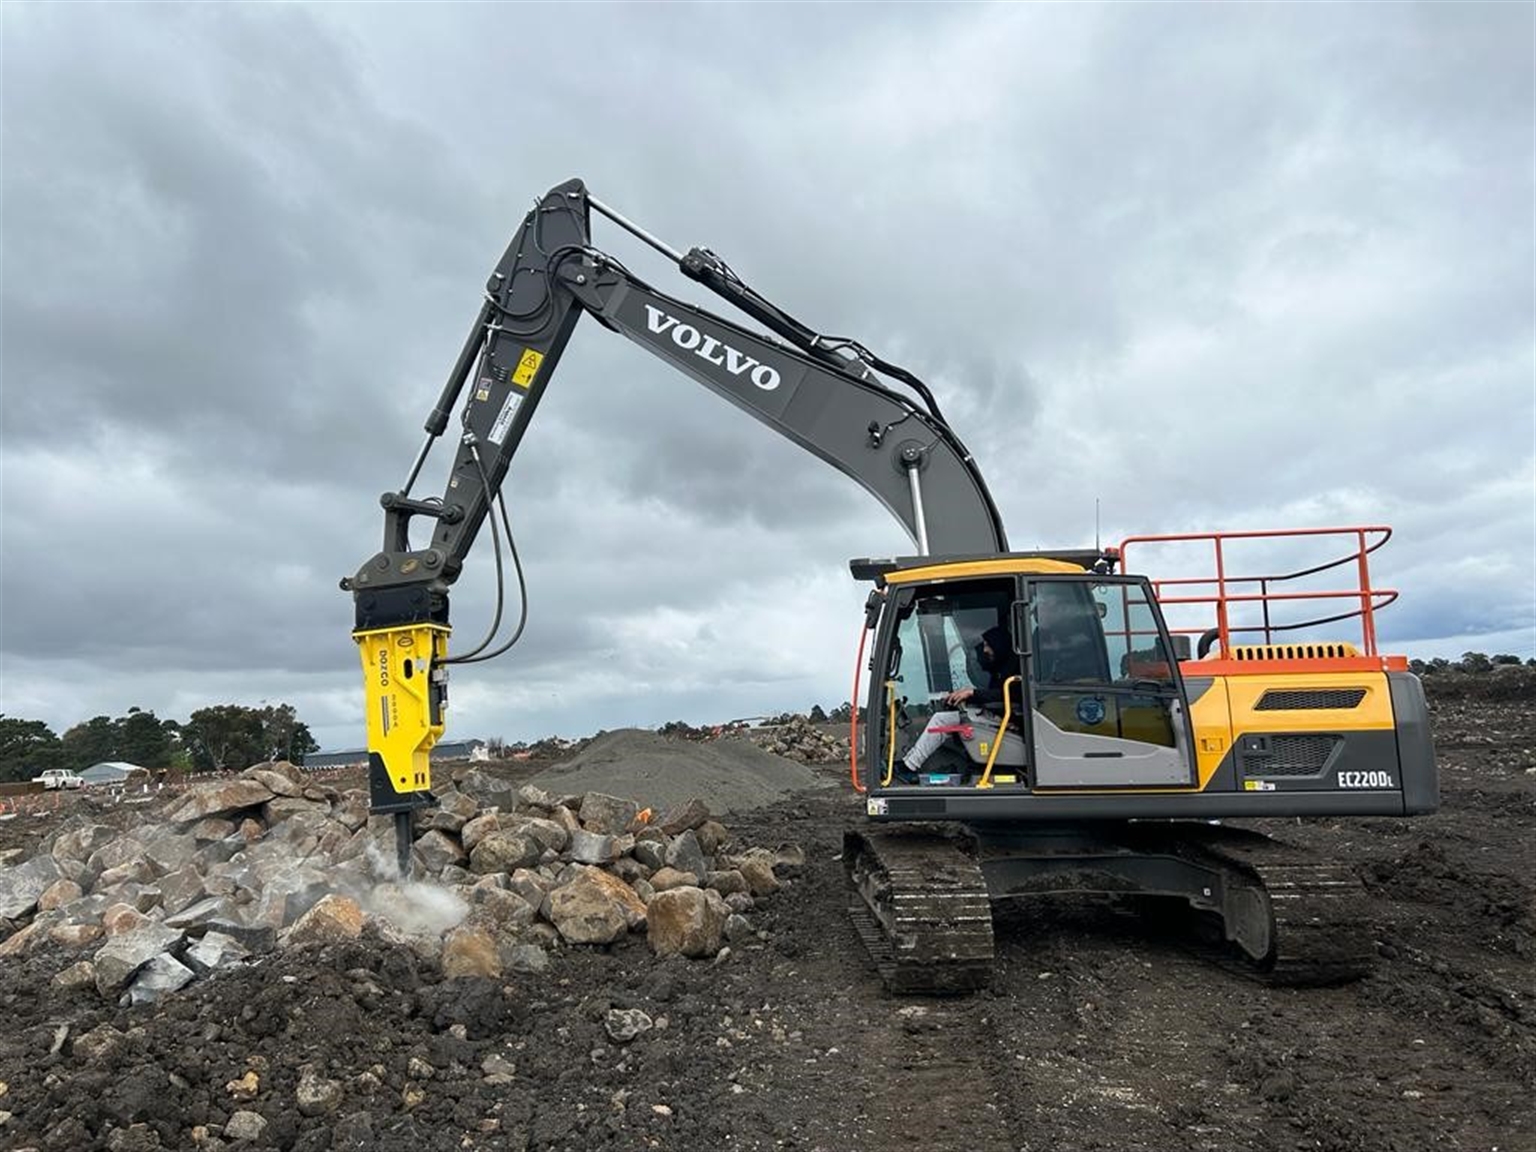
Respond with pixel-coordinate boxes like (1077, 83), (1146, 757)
(0, 681), (1531, 1151)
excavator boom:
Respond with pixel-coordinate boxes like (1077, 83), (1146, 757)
(343, 178), (1006, 865)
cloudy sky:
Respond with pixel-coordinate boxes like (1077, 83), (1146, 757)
(2, 2), (1531, 751)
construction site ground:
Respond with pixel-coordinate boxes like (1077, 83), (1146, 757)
(1, 673), (1531, 1152)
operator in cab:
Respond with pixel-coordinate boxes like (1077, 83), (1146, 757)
(898, 625), (1020, 780)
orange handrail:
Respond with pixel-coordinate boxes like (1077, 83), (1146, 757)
(849, 621), (870, 794)
(1118, 526), (1395, 657)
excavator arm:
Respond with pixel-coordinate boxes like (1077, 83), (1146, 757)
(343, 178), (1007, 868)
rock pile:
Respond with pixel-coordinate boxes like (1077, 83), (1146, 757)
(0, 760), (802, 1008)
(744, 715), (849, 763)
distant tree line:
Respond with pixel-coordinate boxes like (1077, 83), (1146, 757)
(0, 702), (319, 785)
(1409, 652), (1532, 675)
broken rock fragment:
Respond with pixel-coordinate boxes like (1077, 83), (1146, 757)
(578, 792), (639, 836)
(93, 924), (185, 995)
(126, 953), (195, 1005)
(286, 894), (364, 946)
(163, 778), (275, 823)
(414, 829), (467, 873)
(184, 930), (250, 974)
(296, 1067), (344, 1117)
(469, 831), (541, 875)
(547, 866), (645, 944)
(442, 926), (502, 979)
(646, 885), (728, 958)
(0, 855), (63, 920)
(657, 797), (711, 834)
(605, 1007), (654, 1043)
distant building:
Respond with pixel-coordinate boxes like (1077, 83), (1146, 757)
(79, 761), (145, 787)
(302, 739), (490, 771)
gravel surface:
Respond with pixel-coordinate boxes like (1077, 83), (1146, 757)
(529, 728), (832, 814)
(0, 676), (1530, 1151)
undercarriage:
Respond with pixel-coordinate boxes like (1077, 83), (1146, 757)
(845, 821), (1374, 994)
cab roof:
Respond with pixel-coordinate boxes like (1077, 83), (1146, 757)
(849, 550), (1117, 586)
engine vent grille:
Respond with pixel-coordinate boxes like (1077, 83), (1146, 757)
(1231, 642), (1361, 661)
(1256, 688), (1367, 711)
(1242, 734), (1342, 778)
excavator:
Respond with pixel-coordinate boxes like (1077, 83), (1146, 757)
(343, 178), (1438, 992)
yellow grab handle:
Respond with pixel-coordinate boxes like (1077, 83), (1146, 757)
(977, 675), (1022, 789)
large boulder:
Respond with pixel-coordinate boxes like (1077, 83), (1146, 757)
(646, 886), (729, 958)
(286, 894), (364, 946)
(250, 768), (305, 798)
(421, 790), (478, 834)
(458, 769), (515, 812)
(189, 818), (237, 843)
(94, 924), (185, 994)
(468, 887), (536, 934)
(460, 812), (500, 853)
(469, 831), (542, 875)
(737, 853), (781, 897)
(164, 778), (275, 823)
(663, 830), (708, 882)
(0, 855), (64, 919)
(37, 878), (83, 912)
(264, 797), (323, 826)
(504, 816), (569, 855)
(143, 830), (200, 875)
(184, 931), (250, 974)
(51, 824), (118, 864)
(566, 828), (620, 865)
(657, 798), (711, 834)
(414, 829), (467, 873)
(85, 835), (146, 879)
(648, 867), (697, 893)
(547, 867), (646, 944)
(578, 792), (639, 836)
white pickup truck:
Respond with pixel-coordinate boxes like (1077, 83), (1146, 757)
(33, 769), (84, 790)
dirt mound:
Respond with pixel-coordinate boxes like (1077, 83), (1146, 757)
(530, 729), (831, 814)
(1422, 664), (1536, 702)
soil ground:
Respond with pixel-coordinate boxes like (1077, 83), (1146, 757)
(0, 674), (1531, 1151)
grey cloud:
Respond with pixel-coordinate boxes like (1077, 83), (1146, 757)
(2, 2), (1531, 748)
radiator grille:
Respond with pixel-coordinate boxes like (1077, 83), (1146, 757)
(1256, 688), (1367, 711)
(1242, 734), (1341, 778)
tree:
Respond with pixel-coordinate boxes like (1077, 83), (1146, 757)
(0, 716), (65, 784)
(118, 707), (175, 767)
(60, 716), (119, 771)
(256, 703), (317, 764)
(1491, 654), (1522, 666)
(182, 705), (266, 772)
(181, 702), (319, 771)
(1459, 651), (1492, 674)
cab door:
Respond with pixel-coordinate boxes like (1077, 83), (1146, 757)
(1023, 576), (1196, 788)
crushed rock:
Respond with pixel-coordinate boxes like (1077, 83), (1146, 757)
(531, 729), (831, 813)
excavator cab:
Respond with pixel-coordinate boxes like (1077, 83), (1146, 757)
(865, 558), (1196, 795)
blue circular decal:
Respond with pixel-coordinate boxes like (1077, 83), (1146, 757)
(1076, 697), (1107, 725)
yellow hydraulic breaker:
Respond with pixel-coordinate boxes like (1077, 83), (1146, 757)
(354, 622), (449, 876)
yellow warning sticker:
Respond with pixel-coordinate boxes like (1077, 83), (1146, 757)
(512, 348), (543, 388)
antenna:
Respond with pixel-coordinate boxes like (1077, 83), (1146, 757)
(1095, 497), (1101, 553)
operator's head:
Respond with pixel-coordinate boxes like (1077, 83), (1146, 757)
(977, 625), (1011, 671)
